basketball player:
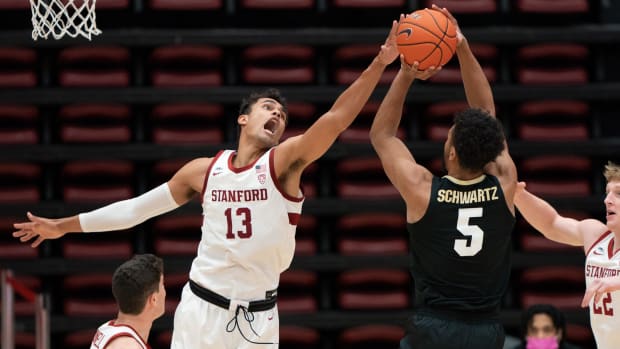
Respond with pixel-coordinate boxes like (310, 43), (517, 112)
(12, 19), (401, 349)
(514, 162), (620, 349)
(91, 254), (165, 349)
(369, 6), (517, 349)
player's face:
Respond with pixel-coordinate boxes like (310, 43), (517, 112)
(604, 180), (620, 229)
(443, 126), (456, 171)
(154, 275), (166, 318)
(245, 98), (287, 147)
(527, 313), (560, 339)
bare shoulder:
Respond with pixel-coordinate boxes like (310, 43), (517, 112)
(580, 218), (609, 249)
(106, 336), (144, 349)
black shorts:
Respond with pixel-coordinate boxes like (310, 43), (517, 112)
(399, 312), (505, 349)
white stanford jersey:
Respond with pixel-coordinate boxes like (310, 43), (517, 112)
(191, 148), (304, 301)
(90, 320), (150, 349)
(585, 230), (620, 349)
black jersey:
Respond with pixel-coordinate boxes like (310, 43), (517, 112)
(407, 174), (515, 316)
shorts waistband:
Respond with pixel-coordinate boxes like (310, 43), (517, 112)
(415, 307), (500, 322)
(189, 279), (277, 312)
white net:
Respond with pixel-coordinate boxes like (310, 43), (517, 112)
(30, 0), (101, 40)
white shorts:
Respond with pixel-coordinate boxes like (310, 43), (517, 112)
(171, 283), (280, 349)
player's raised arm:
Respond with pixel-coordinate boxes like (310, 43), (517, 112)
(275, 18), (400, 170)
(369, 58), (438, 212)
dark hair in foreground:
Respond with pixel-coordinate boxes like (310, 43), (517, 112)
(238, 88), (288, 124)
(452, 108), (505, 171)
(520, 304), (567, 342)
(112, 254), (163, 315)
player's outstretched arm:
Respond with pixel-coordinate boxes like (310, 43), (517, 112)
(276, 18), (400, 169)
(514, 182), (597, 246)
(13, 157), (210, 248)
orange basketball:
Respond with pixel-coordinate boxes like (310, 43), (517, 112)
(396, 8), (458, 70)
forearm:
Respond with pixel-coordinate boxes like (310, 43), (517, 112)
(370, 69), (414, 142)
(79, 183), (180, 232)
(328, 56), (388, 131)
(456, 39), (495, 116)
(514, 189), (565, 239)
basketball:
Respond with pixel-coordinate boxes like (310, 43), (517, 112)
(396, 8), (458, 70)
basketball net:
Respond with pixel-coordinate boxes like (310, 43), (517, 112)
(30, 0), (101, 41)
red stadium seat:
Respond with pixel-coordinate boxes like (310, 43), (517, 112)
(0, 217), (38, 259)
(338, 269), (409, 309)
(338, 324), (404, 349)
(333, 45), (396, 85)
(519, 266), (584, 310)
(0, 47), (37, 87)
(58, 46), (130, 87)
(295, 215), (318, 256)
(280, 326), (320, 349)
(0, 105), (38, 144)
(516, 100), (590, 141)
(62, 230), (133, 259)
(336, 157), (399, 199)
(280, 102), (317, 141)
(63, 274), (116, 317)
(338, 101), (406, 143)
(516, 0), (588, 13)
(331, 0), (404, 8)
(63, 329), (98, 349)
(96, 0), (130, 9)
(0, 163), (40, 203)
(516, 44), (589, 85)
(422, 100), (469, 141)
(151, 103), (225, 144)
(430, 44), (498, 84)
(150, 46), (223, 87)
(59, 104), (132, 143)
(337, 213), (407, 255)
(278, 270), (318, 313)
(564, 323), (594, 348)
(241, 0), (315, 9)
(149, 0), (222, 10)
(426, 0), (497, 13)
(162, 272), (189, 315)
(0, 0), (30, 9)
(153, 215), (202, 256)
(242, 45), (315, 84)
(61, 161), (134, 203)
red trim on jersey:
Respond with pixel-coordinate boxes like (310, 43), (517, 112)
(607, 235), (620, 259)
(99, 321), (151, 349)
(201, 150), (225, 204)
(227, 151), (262, 173)
(288, 213), (301, 225)
(586, 230), (612, 256)
(269, 148), (304, 203)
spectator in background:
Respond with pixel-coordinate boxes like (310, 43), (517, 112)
(510, 304), (582, 349)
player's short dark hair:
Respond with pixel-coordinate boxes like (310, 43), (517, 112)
(238, 88), (288, 125)
(452, 108), (505, 172)
(112, 254), (163, 315)
(521, 304), (567, 342)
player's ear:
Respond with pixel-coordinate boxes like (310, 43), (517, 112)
(448, 146), (457, 161)
(238, 114), (248, 126)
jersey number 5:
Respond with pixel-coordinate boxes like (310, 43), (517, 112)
(225, 207), (253, 239)
(454, 207), (483, 256)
